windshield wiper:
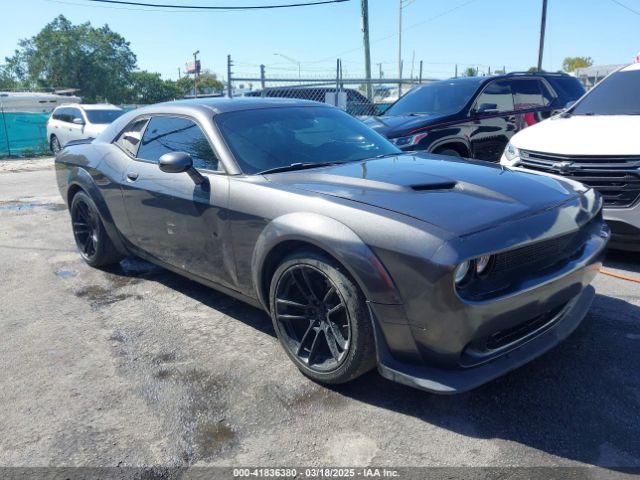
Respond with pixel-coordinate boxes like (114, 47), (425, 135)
(258, 162), (343, 175)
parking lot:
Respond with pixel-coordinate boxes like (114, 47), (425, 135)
(1, 157), (639, 470)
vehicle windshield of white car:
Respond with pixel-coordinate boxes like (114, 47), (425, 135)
(572, 70), (640, 116)
(84, 109), (125, 124)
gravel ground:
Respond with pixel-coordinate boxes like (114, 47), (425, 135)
(0, 158), (639, 472)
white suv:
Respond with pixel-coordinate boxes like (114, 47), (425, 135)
(501, 63), (640, 251)
(47, 104), (124, 153)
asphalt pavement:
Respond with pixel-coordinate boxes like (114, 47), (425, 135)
(1, 158), (639, 473)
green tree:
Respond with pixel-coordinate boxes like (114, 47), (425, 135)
(463, 67), (477, 77)
(123, 71), (181, 104)
(562, 56), (593, 72)
(4, 15), (136, 102)
(0, 65), (18, 90)
(176, 70), (224, 96)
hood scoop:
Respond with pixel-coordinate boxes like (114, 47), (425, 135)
(410, 181), (457, 192)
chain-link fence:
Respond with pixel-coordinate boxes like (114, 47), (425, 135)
(227, 57), (437, 117)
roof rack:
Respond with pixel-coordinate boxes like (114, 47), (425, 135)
(502, 71), (569, 77)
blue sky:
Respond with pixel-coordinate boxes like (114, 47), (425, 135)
(2, 0), (638, 81)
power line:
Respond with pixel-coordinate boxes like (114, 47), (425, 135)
(609, 0), (640, 15)
(83, 0), (350, 10)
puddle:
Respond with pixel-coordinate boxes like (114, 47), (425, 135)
(75, 285), (142, 307)
(193, 422), (237, 458)
(55, 268), (77, 279)
(0, 201), (66, 212)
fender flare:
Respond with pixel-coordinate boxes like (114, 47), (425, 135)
(251, 212), (403, 309)
(67, 167), (128, 255)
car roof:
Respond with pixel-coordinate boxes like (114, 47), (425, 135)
(54, 103), (121, 111)
(144, 97), (328, 116)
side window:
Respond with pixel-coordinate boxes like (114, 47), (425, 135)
(137, 116), (220, 171)
(512, 79), (547, 110)
(56, 108), (70, 123)
(539, 80), (556, 106)
(115, 118), (149, 157)
(474, 80), (514, 113)
(51, 109), (62, 121)
(68, 108), (83, 123)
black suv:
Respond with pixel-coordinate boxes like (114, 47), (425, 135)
(363, 72), (585, 162)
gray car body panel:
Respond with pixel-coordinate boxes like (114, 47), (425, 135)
(55, 98), (608, 393)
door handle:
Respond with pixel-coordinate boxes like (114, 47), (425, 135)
(126, 172), (139, 181)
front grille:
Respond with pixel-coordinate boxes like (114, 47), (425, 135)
(519, 150), (640, 208)
(492, 226), (588, 274)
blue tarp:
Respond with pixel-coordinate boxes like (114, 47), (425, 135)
(0, 111), (51, 157)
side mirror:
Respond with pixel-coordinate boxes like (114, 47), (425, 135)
(477, 103), (499, 114)
(72, 117), (85, 125)
(158, 151), (208, 187)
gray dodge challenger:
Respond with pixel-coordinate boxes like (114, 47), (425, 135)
(55, 98), (609, 393)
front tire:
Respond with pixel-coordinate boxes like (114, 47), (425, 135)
(70, 191), (122, 268)
(269, 249), (376, 385)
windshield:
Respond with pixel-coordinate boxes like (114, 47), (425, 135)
(572, 70), (640, 115)
(85, 109), (124, 124)
(384, 79), (481, 116)
(215, 107), (400, 174)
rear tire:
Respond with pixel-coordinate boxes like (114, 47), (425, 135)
(50, 135), (61, 155)
(269, 249), (376, 385)
(70, 191), (122, 268)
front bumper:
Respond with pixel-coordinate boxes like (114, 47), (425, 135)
(369, 212), (608, 394)
(371, 286), (595, 394)
(604, 204), (640, 252)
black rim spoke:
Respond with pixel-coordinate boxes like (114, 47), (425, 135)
(276, 298), (308, 309)
(72, 200), (98, 260)
(327, 320), (348, 350)
(307, 330), (321, 365)
(275, 264), (351, 372)
(325, 329), (341, 361)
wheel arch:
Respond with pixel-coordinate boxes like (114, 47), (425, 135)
(66, 168), (128, 256)
(431, 140), (471, 157)
(252, 213), (402, 311)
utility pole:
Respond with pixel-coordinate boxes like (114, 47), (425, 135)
(376, 62), (383, 79)
(361, 0), (372, 100)
(227, 54), (233, 98)
(193, 50), (200, 98)
(419, 60), (423, 84)
(537, 0), (548, 72)
(398, 0), (403, 96)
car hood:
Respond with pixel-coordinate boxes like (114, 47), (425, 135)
(266, 154), (586, 236)
(511, 115), (640, 155)
(362, 113), (453, 138)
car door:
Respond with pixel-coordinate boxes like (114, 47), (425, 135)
(468, 80), (516, 162)
(62, 107), (86, 144)
(120, 115), (235, 287)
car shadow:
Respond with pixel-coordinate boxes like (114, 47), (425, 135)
(604, 249), (640, 275)
(107, 259), (640, 469)
(330, 293), (640, 469)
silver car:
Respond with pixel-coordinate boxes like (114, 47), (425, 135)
(47, 103), (124, 153)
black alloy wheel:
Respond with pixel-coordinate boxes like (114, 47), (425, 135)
(70, 192), (122, 268)
(270, 250), (375, 384)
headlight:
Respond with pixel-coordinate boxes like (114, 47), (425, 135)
(503, 142), (520, 164)
(453, 261), (471, 285)
(476, 255), (493, 275)
(390, 132), (428, 148)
